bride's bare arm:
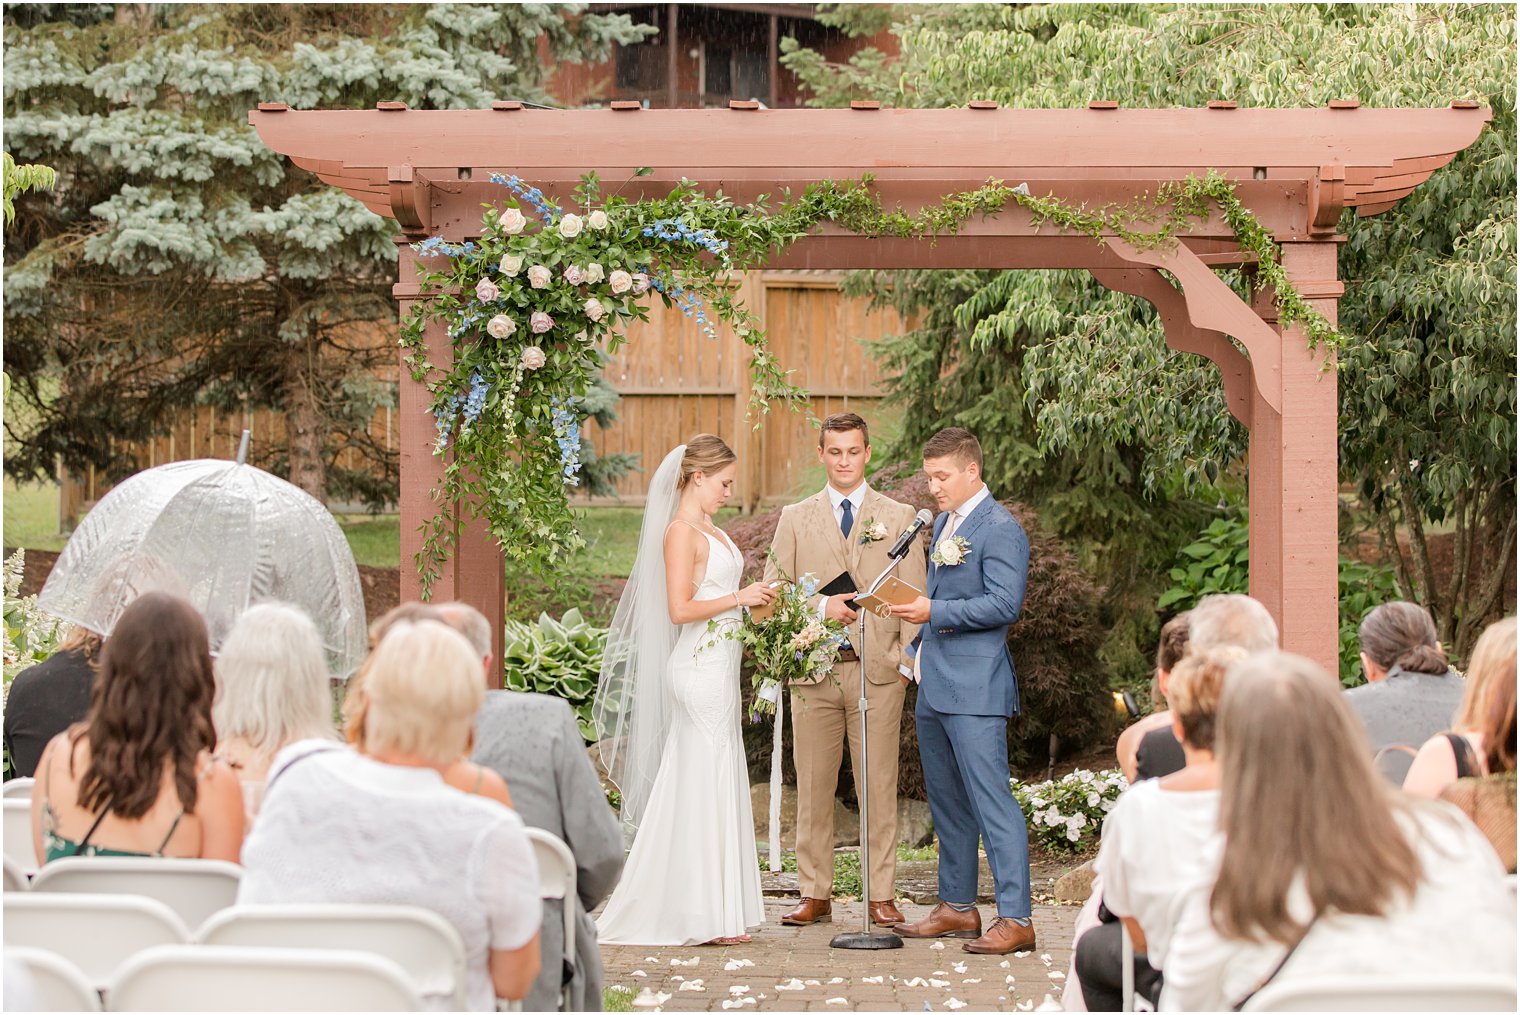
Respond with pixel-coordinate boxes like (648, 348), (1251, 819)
(664, 524), (776, 625)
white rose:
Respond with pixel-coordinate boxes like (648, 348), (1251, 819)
(588, 209), (609, 230)
(486, 315), (516, 339)
(500, 207), (527, 235)
(520, 345), (547, 369)
(498, 253), (524, 276)
(608, 269), (633, 295)
(527, 264), (552, 289)
(584, 297), (607, 323)
(584, 262), (605, 283)
(937, 539), (964, 565)
(558, 213), (584, 238)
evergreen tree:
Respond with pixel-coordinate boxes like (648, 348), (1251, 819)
(3, 3), (651, 506)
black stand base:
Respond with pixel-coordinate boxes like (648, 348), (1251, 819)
(829, 930), (904, 950)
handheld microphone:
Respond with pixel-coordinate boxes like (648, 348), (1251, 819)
(887, 509), (934, 559)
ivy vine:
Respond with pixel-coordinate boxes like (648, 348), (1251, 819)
(401, 167), (1341, 593)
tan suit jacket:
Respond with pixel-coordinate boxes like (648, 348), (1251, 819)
(764, 486), (927, 685)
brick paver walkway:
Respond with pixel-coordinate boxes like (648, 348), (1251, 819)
(600, 900), (1076, 1012)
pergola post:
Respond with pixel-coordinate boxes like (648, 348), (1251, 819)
(1247, 242), (1343, 670)
(395, 240), (507, 677)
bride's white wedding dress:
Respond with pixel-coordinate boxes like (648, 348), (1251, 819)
(596, 526), (765, 945)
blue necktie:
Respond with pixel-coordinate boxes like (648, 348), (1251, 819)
(839, 498), (854, 539)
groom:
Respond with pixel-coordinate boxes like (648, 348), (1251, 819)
(887, 427), (1035, 955)
(764, 412), (926, 929)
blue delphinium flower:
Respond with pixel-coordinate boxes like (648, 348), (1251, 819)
(641, 218), (731, 268)
(412, 235), (479, 260)
(648, 275), (717, 340)
(461, 370), (489, 426)
(434, 391), (465, 452)
(549, 397), (583, 486)
(449, 299), (489, 340)
(489, 174), (559, 224)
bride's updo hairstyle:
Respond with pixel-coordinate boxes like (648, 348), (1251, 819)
(677, 434), (736, 490)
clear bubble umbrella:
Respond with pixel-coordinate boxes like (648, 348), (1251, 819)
(37, 443), (367, 678)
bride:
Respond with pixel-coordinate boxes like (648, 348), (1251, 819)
(594, 435), (778, 945)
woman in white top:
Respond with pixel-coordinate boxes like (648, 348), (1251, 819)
(213, 602), (337, 826)
(239, 619), (542, 1010)
(1161, 652), (1515, 1011)
(1072, 646), (1245, 1010)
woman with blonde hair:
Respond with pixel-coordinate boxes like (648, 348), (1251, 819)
(1161, 652), (1514, 1011)
(1071, 646), (1245, 1011)
(214, 602), (337, 822)
(1403, 615), (1517, 797)
(239, 619), (542, 1008)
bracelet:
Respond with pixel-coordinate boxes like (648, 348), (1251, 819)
(733, 592), (741, 608)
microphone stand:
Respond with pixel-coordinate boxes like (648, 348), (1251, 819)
(830, 552), (909, 951)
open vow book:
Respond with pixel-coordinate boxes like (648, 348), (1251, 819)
(853, 573), (923, 618)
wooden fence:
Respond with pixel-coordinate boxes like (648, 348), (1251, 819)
(57, 271), (908, 524)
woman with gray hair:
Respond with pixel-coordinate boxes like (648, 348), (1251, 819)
(213, 602), (336, 822)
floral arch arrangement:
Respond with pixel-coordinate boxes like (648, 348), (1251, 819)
(401, 170), (1337, 593)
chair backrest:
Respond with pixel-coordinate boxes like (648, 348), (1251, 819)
(108, 944), (425, 1011)
(5, 946), (103, 1012)
(3, 797), (39, 873)
(3, 776), (37, 798)
(525, 827), (578, 1012)
(4, 854), (29, 891)
(3, 892), (190, 991)
(197, 904), (466, 1008)
(1244, 974), (1519, 1012)
(31, 856), (241, 931)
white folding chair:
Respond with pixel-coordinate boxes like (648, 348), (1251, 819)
(3, 776), (37, 798)
(198, 904), (467, 1009)
(4, 891), (190, 991)
(31, 856), (241, 931)
(1244, 974), (1518, 1011)
(1119, 920), (1135, 1012)
(5, 946), (103, 1012)
(5, 854), (29, 890)
(3, 797), (39, 873)
(526, 827), (578, 1012)
(107, 944), (425, 1011)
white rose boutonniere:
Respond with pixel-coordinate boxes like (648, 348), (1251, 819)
(931, 535), (972, 567)
(858, 518), (890, 545)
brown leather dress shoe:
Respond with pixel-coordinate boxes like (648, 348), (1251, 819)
(781, 897), (833, 925)
(891, 902), (981, 939)
(963, 915), (1037, 955)
(869, 900), (905, 927)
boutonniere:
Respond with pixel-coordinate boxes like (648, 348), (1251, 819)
(931, 535), (972, 567)
(859, 518), (890, 545)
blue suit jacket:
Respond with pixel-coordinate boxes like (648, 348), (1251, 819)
(912, 495), (1029, 717)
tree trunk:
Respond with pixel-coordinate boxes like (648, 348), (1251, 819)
(284, 338), (328, 501)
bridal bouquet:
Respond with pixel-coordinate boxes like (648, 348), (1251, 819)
(711, 565), (848, 721)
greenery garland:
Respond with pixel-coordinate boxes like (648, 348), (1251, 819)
(401, 168), (1341, 592)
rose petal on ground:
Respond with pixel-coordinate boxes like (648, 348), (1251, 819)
(633, 988), (671, 1008)
(805, 980), (821, 986)
(1005, 975), (1017, 985)
(829, 977), (845, 984)
(1013, 951), (1033, 959)
(929, 979), (951, 988)
(862, 976), (885, 984)
(952, 962), (968, 973)
(1000, 960), (1012, 968)
(826, 999), (849, 1006)
(631, 970), (647, 978)
(671, 975), (684, 982)
(776, 979), (806, 991)
(729, 986), (750, 995)
(724, 958), (755, 971)
(677, 979), (705, 992)
(1036, 994), (1063, 1010)
(962, 978), (982, 984)
(1040, 953), (1053, 966)
(722, 1001), (743, 1010)
(933, 970), (948, 976)
(930, 941), (946, 950)
(1016, 1000), (1035, 1011)
(1049, 971), (1065, 980)
(902, 977), (928, 987)
(944, 999), (968, 1010)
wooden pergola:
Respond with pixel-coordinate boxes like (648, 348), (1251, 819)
(250, 101), (1490, 672)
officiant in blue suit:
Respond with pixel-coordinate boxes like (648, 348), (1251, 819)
(887, 426), (1035, 956)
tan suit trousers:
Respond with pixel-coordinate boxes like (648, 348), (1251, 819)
(791, 659), (905, 902)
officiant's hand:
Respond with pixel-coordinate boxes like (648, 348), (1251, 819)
(736, 581), (780, 608)
(824, 594), (858, 625)
(888, 596), (932, 625)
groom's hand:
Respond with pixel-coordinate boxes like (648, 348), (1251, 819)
(824, 594), (859, 625)
(888, 596), (932, 625)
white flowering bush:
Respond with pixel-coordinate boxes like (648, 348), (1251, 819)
(3, 549), (72, 692)
(1012, 767), (1128, 852)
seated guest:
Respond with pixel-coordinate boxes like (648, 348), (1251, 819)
(1135, 594), (1278, 782)
(1116, 613), (1190, 783)
(344, 602), (511, 808)
(1343, 601), (1461, 783)
(1404, 616), (1516, 798)
(5, 627), (103, 778)
(1075, 646), (1246, 1011)
(440, 602), (625, 1013)
(240, 618), (542, 1009)
(1161, 652), (1515, 1011)
(29, 593), (244, 862)
(213, 602), (338, 824)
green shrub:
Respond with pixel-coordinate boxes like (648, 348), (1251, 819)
(499, 608), (606, 741)
(1156, 514), (1402, 685)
